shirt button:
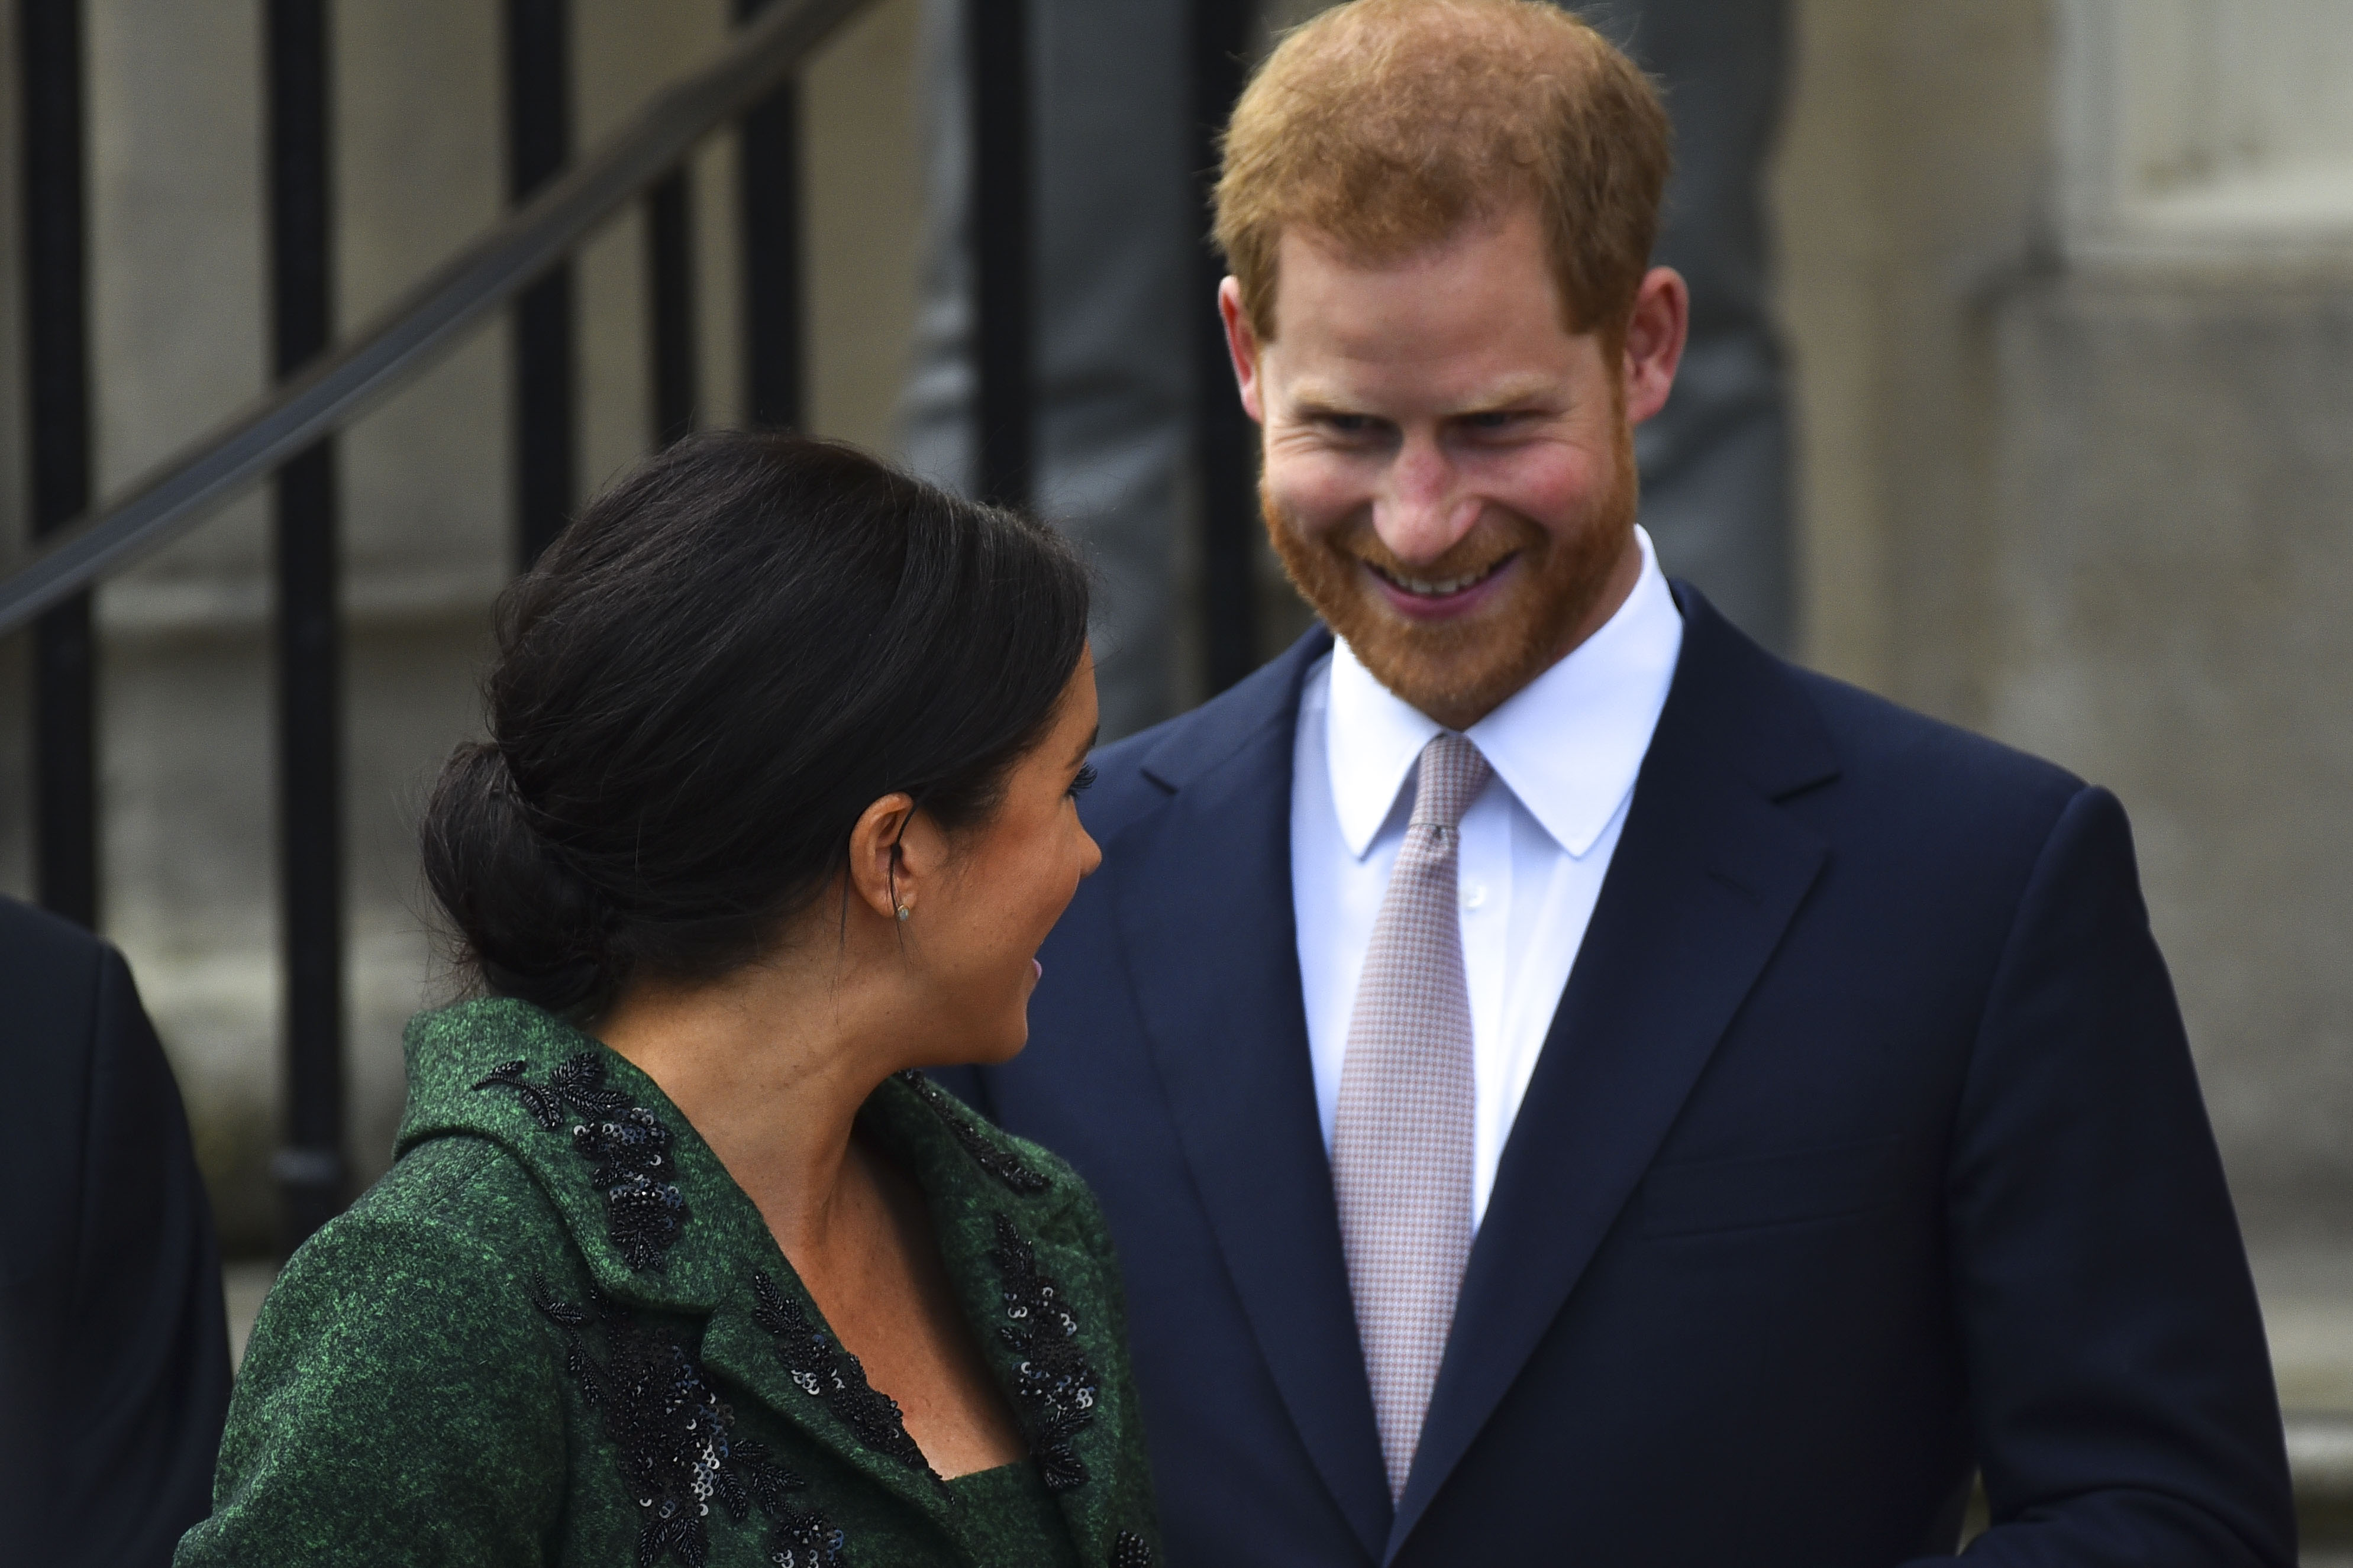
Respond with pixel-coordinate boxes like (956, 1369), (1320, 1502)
(1461, 882), (1487, 910)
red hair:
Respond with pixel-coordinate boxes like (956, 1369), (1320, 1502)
(1215, 0), (1672, 348)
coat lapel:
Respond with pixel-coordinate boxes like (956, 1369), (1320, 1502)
(1113, 632), (1395, 1561)
(699, 1274), (967, 1531)
(398, 1000), (968, 1529)
(853, 1074), (1138, 1567)
(1386, 591), (1841, 1557)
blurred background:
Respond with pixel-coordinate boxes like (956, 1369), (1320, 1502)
(2, 0), (2351, 1550)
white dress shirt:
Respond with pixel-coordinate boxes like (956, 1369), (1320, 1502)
(1292, 526), (1685, 1227)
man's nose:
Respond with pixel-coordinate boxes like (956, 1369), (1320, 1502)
(1372, 431), (1481, 565)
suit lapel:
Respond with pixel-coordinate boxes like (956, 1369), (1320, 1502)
(1115, 633), (1395, 1561)
(1386, 592), (1838, 1557)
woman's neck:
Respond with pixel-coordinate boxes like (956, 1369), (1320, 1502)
(593, 952), (913, 1263)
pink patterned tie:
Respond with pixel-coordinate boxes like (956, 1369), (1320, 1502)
(1332, 731), (1492, 1502)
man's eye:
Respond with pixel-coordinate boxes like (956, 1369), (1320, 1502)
(1068, 764), (1098, 798)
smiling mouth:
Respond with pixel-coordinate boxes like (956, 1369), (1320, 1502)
(1366, 552), (1517, 598)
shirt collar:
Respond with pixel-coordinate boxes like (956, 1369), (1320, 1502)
(1325, 525), (1684, 859)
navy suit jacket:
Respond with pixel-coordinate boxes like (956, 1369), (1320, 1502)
(0, 896), (230, 1563)
(940, 587), (2293, 1566)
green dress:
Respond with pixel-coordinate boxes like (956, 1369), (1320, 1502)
(175, 998), (1161, 1567)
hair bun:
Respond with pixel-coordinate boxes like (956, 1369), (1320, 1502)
(418, 432), (1090, 1019)
(419, 742), (614, 1013)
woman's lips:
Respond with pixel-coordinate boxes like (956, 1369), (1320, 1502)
(1365, 551), (1519, 620)
(1032, 958), (1044, 981)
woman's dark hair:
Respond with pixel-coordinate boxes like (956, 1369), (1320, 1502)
(419, 431), (1091, 1017)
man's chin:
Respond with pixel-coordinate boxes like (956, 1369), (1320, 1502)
(1331, 597), (1537, 727)
(1263, 493), (1626, 726)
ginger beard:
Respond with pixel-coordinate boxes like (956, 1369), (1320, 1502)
(1263, 413), (1641, 726)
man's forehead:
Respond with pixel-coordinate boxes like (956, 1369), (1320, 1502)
(1284, 368), (1571, 416)
(1263, 226), (1593, 405)
(1268, 206), (1577, 343)
(1276, 206), (1532, 281)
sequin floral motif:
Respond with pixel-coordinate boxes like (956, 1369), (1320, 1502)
(750, 1269), (933, 1475)
(533, 1276), (846, 1567)
(1112, 1531), (1155, 1567)
(765, 1505), (850, 1567)
(478, 1054), (690, 1270)
(898, 1071), (1053, 1195)
(989, 1214), (1099, 1491)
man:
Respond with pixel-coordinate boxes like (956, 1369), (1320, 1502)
(904, 0), (1794, 745)
(942, 2), (2294, 1563)
(0, 894), (230, 1563)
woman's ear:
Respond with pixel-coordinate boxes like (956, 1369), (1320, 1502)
(847, 793), (920, 923)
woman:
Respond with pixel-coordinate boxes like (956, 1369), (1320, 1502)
(177, 434), (1158, 1567)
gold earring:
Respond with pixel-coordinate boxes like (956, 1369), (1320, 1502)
(896, 904), (911, 922)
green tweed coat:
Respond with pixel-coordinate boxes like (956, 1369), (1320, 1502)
(175, 998), (1161, 1567)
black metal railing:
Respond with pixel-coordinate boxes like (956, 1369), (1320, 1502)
(736, 0), (806, 435)
(263, 0), (346, 1246)
(17, 0), (95, 930)
(508, 0), (578, 570)
(1191, 0), (1258, 691)
(969, 0), (1032, 511)
(4, 0), (1260, 1253)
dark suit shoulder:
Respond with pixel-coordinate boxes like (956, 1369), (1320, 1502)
(1786, 663), (2087, 836)
(1666, 587), (2085, 840)
(0, 895), (106, 1072)
(0, 891), (104, 966)
(1079, 628), (1331, 842)
(0, 895), (229, 1567)
(1071, 722), (1174, 840)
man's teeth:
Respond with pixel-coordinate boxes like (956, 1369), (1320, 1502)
(1381, 561), (1500, 596)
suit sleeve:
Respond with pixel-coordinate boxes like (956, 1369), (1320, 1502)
(61, 945), (233, 1567)
(173, 1206), (569, 1566)
(1904, 786), (2295, 1566)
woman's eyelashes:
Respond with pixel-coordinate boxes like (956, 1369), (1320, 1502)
(1069, 764), (1099, 798)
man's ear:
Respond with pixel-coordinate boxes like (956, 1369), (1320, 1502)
(1219, 276), (1267, 425)
(847, 793), (922, 923)
(1621, 266), (1689, 426)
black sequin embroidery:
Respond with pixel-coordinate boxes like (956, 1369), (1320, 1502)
(534, 1276), (843, 1567)
(898, 1070), (1052, 1195)
(750, 1269), (932, 1475)
(765, 1504), (849, 1567)
(478, 1053), (690, 1270)
(1112, 1531), (1155, 1567)
(477, 1053), (624, 1128)
(988, 1214), (1099, 1491)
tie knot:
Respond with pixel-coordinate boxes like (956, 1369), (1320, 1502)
(1410, 733), (1490, 832)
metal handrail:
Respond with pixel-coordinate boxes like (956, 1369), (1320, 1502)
(0, 0), (874, 637)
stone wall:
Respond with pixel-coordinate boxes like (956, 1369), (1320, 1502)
(1780, 0), (2353, 1246)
